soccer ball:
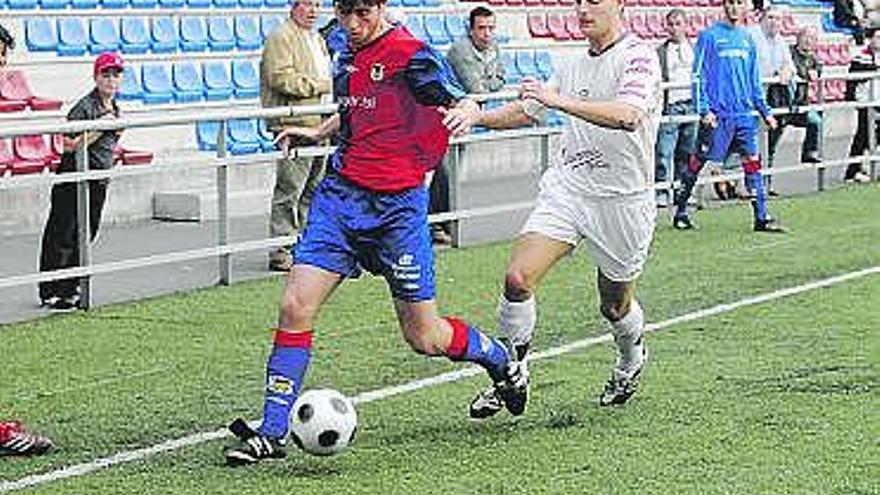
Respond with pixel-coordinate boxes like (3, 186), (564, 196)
(289, 388), (358, 456)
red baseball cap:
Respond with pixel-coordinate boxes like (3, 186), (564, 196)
(93, 52), (124, 76)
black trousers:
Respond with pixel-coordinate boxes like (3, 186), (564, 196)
(38, 178), (108, 300)
(846, 108), (880, 179)
(428, 161), (450, 232)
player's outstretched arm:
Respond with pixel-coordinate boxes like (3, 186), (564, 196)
(439, 98), (481, 136)
(474, 99), (533, 130)
(273, 114), (341, 151)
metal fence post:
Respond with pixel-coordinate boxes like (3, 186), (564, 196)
(447, 142), (461, 247)
(76, 131), (93, 310)
(216, 121), (231, 285)
(816, 75), (825, 192)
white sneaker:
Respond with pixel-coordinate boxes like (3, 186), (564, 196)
(854, 171), (871, 183)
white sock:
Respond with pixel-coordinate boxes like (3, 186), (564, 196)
(497, 294), (536, 360)
(608, 299), (645, 371)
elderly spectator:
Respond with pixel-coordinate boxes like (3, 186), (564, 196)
(261, 0), (332, 272)
(768, 27), (823, 168)
(655, 9), (697, 208)
(845, 27), (880, 183)
(39, 52), (125, 310)
(749, 6), (796, 195)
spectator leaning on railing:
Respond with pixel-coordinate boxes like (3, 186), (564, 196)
(845, 26), (880, 183)
(260, 0), (332, 272)
(654, 8), (697, 208)
(38, 52), (125, 311)
(767, 26), (824, 169)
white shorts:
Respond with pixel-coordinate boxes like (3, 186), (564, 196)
(521, 187), (656, 282)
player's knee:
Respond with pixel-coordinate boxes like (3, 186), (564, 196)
(741, 157), (762, 174)
(503, 268), (534, 301)
(599, 300), (629, 323)
(278, 293), (316, 328)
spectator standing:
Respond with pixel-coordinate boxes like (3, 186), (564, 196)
(434, 7), (506, 245)
(673, 0), (784, 232)
(655, 9), (697, 207)
(261, 0), (332, 271)
(38, 52), (125, 310)
(748, 6), (796, 195)
(767, 26), (823, 169)
(845, 27), (880, 182)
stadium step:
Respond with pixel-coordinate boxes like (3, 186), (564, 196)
(152, 188), (270, 222)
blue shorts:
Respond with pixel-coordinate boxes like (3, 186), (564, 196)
(699, 115), (760, 164)
(294, 174), (435, 302)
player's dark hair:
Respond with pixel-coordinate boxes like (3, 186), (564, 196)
(468, 6), (494, 29)
(0, 24), (15, 50)
(334, 0), (384, 13)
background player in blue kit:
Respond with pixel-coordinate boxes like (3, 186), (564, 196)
(224, 0), (527, 466)
(672, 0), (785, 233)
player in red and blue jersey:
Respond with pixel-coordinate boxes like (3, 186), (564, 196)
(224, 0), (527, 466)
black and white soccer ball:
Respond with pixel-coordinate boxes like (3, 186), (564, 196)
(289, 388), (357, 456)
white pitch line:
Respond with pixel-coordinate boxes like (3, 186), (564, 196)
(2, 265), (878, 493)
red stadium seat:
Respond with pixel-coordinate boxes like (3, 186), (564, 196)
(686, 13), (702, 38)
(505, 0), (524, 5)
(547, 13), (570, 40)
(0, 100), (28, 113)
(629, 12), (650, 39)
(48, 134), (64, 170)
(541, 0), (558, 5)
(0, 139), (14, 177)
(524, 0), (541, 6)
(528, 14), (551, 38)
(117, 145), (154, 165)
(11, 135), (51, 175)
(646, 12), (666, 39)
(834, 43), (852, 66)
(781, 12), (798, 36)
(558, 0), (574, 5)
(0, 70), (62, 112)
(565, 13), (585, 40)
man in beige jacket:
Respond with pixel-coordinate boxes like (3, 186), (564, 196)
(261, 0), (331, 271)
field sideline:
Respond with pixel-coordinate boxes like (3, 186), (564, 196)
(1, 185), (878, 494)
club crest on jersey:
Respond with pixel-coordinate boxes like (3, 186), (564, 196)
(370, 63), (385, 82)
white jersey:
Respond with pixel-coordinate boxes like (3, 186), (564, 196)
(528, 33), (662, 198)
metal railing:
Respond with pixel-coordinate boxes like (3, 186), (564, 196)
(1, 73), (879, 310)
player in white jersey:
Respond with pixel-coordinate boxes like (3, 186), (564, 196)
(467, 0), (662, 418)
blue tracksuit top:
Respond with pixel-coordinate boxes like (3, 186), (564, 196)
(692, 22), (771, 119)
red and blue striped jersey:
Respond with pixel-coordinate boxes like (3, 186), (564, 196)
(329, 25), (466, 192)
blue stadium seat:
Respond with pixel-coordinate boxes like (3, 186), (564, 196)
(424, 15), (451, 47)
(260, 15), (283, 39)
(121, 18), (150, 54)
(500, 52), (521, 84)
(131, 0), (157, 8)
(142, 64), (173, 104)
(405, 15), (427, 43)
(422, 0), (440, 6)
(207, 17), (235, 52)
(213, 0), (236, 7)
(264, 0), (286, 6)
(401, 0), (420, 6)
(227, 119), (261, 155)
(151, 17), (178, 53)
(25, 18), (57, 52)
(234, 17), (261, 50)
(173, 62), (204, 103)
(159, 0), (185, 6)
(8, 0), (38, 9)
(239, 0), (261, 7)
(515, 51), (539, 79)
(57, 19), (88, 57)
(321, 0), (332, 6)
(535, 51), (553, 80)
(186, 0), (210, 6)
(386, 0), (400, 6)
(40, 0), (70, 8)
(100, 0), (128, 8)
(202, 61), (232, 101)
(258, 119), (275, 152)
(118, 65), (142, 101)
(71, 0), (98, 7)
(195, 121), (220, 151)
(445, 14), (467, 42)
(89, 18), (120, 55)
(180, 17), (208, 52)
(231, 60), (259, 99)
